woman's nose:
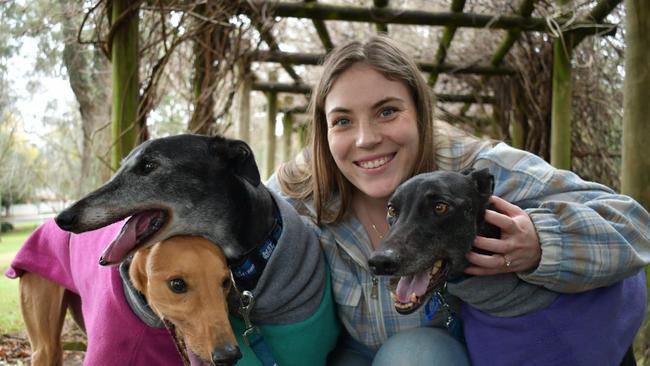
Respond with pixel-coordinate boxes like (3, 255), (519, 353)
(355, 120), (382, 148)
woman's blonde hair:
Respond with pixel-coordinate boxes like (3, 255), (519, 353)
(277, 35), (437, 224)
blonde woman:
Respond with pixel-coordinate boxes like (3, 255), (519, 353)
(268, 35), (649, 365)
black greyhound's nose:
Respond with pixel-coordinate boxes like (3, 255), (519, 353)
(55, 210), (78, 231)
(368, 250), (399, 275)
(212, 344), (241, 365)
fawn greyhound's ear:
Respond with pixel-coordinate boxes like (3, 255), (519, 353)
(469, 168), (494, 198)
(211, 137), (261, 186)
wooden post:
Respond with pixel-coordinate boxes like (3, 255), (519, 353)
(110, 0), (139, 170)
(621, 0), (650, 210)
(265, 71), (278, 179)
(550, 0), (573, 169)
(282, 112), (294, 162)
(238, 61), (252, 143)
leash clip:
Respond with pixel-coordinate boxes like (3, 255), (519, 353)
(240, 290), (261, 346)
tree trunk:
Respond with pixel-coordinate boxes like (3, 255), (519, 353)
(58, 0), (112, 195)
(110, 0), (140, 170)
(622, 0), (650, 209)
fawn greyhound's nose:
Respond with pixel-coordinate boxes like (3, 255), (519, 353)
(212, 343), (242, 365)
(55, 210), (78, 231)
(368, 250), (399, 275)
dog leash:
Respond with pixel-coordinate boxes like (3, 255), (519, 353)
(237, 289), (279, 366)
(424, 283), (464, 344)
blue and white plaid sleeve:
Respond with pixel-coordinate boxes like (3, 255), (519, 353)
(473, 142), (650, 293)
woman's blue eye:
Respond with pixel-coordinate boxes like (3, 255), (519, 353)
(334, 118), (351, 126)
(380, 107), (396, 118)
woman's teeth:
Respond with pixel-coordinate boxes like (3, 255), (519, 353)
(358, 156), (391, 169)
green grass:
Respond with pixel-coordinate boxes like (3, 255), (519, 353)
(0, 222), (39, 334)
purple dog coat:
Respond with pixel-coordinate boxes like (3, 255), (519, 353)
(462, 272), (647, 366)
(6, 219), (184, 365)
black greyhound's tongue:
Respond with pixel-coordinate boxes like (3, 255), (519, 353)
(395, 271), (429, 303)
(100, 211), (161, 264)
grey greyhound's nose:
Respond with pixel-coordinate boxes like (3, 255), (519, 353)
(212, 344), (241, 365)
(55, 210), (78, 231)
(368, 250), (399, 275)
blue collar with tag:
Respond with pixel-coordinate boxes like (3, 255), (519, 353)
(229, 206), (283, 291)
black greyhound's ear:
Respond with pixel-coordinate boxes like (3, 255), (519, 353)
(470, 168), (494, 198)
(210, 136), (261, 186)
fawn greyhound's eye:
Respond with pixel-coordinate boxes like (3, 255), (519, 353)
(168, 278), (187, 294)
(434, 202), (449, 215)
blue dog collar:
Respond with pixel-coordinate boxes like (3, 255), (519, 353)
(230, 205), (283, 291)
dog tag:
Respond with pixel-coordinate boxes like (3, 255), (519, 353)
(424, 294), (441, 321)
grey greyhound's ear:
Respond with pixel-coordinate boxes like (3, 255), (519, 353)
(214, 137), (262, 187)
(469, 168), (494, 198)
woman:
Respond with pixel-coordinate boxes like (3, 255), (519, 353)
(268, 35), (650, 365)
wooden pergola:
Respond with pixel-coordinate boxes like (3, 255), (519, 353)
(108, 0), (650, 210)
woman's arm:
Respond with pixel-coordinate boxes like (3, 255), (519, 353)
(470, 142), (650, 293)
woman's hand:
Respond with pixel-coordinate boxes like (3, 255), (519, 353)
(464, 195), (542, 276)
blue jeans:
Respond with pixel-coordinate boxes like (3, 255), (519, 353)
(328, 328), (470, 366)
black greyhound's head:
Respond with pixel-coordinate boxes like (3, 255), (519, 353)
(55, 135), (274, 265)
(368, 169), (498, 314)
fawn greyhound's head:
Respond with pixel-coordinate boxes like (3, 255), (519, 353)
(130, 236), (241, 366)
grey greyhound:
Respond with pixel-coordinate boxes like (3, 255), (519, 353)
(54, 134), (334, 364)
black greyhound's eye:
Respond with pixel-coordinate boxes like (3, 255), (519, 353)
(222, 277), (231, 291)
(434, 202), (449, 215)
(168, 278), (187, 293)
(138, 159), (158, 175)
(387, 205), (398, 218)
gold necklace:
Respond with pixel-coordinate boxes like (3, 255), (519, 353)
(370, 223), (385, 239)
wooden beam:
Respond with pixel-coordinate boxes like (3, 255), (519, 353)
(252, 82), (495, 104)
(246, 2), (616, 34)
(429, 0), (466, 86)
(491, 0), (538, 66)
(304, 0), (334, 51)
(550, 0), (573, 169)
(373, 0), (390, 33)
(237, 61), (252, 143)
(265, 73), (278, 179)
(571, 0), (623, 48)
(251, 50), (515, 76)
(621, 0), (650, 209)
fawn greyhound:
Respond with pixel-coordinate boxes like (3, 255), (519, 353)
(10, 135), (332, 365)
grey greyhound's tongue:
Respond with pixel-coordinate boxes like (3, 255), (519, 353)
(101, 211), (161, 264)
(395, 271), (429, 303)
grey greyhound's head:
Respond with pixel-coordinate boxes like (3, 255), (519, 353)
(368, 169), (498, 314)
(55, 134), (274, 265)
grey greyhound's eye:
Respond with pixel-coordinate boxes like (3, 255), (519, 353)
(168, 278), (187, 293)
(434, 202), (449, 215)
(138, 159), (158, 175)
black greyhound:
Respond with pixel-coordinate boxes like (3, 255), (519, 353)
(368, 169), (499, 314)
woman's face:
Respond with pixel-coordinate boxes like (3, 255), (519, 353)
(325, 63), (420, 201)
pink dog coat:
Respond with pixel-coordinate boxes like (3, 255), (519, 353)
(6, 219), (184, 365)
